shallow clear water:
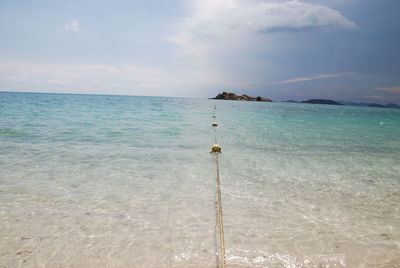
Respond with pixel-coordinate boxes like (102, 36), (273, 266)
(0, 92), (399, 267)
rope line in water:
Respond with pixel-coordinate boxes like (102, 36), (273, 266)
(215, 153), (226, 268)
(211, 104), (226, 268)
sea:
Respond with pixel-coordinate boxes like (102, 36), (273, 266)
(0, 92), (399, 267)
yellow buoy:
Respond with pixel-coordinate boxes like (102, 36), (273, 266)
(212, 122), (218, 127)
(211, 144), (222, 153)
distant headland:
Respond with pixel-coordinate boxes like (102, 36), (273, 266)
(211, 92), (272, 102)
(285, 99), (400, 108)
(301, 99), (342, 105)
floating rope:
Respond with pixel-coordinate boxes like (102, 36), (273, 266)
(211, 104), (226, 268)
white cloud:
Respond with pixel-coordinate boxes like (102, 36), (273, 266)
(244, 1), (357, 32)
(172, 0), (357, 58)
(47, 79), (67, 85)
(365, 95), (387, 100)
(376, 86), (400, 94)
(168, 0), (359, 95)
(270, 73), (349, 84)
(0, 61), (234, 97)
(0, 62), (181, 96)
(64, 20), (80, 32)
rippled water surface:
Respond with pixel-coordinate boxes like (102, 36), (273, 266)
(1, 92), (399, 267)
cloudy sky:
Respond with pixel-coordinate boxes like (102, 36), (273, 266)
(1, 0), (400, 103)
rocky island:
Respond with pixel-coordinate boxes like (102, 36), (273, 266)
(212, 92), (272, 102)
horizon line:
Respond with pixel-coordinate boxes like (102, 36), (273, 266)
(1, 90), (399, 106)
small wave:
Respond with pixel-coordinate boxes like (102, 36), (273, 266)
(0, 128), (27, 137)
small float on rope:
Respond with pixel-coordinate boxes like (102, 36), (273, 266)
(211, 144), (222, 153)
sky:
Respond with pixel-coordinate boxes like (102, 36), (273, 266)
(1, 0), (400, 103)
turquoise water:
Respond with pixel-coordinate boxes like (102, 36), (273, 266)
(1, 92), (399, 267)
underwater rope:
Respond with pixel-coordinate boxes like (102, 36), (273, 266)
(211, 104), (226, 268)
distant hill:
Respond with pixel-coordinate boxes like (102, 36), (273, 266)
(212, 92), (272, 102)
(386, 103), (400, 108)
(284, 99), (400, 108)
(301, 99), (342, 105)
(369, 103), (386, 108)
